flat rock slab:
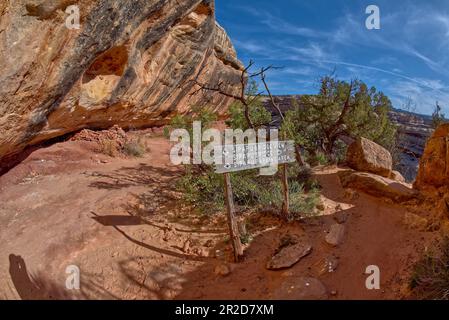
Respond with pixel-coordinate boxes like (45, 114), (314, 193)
(266, 242), (312, 270)
(272, 277), (328, 300)
(338, 170), (418, 201)
(325, 224), (345, 247)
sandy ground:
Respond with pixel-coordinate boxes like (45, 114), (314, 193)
(0, 129), (438, 300)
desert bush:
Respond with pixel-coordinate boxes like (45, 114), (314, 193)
(123, 137), (146, 157)
(99, 139), (120, 157)
(289, 180), (320, 218)
(410, 237), (449, 300)
(177, 162), (320, 217)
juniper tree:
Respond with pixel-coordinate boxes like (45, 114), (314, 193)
(281, 75), (397, 164)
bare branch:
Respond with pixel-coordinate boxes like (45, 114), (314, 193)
(260, 69), (284, 121)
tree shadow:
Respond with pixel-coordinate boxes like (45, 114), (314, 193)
(91, 214), (145, 226)
(8, 254), (70, 300)
(111, 225), (212, 263)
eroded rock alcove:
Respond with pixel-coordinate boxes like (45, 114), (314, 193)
(0, 0), (243, 163)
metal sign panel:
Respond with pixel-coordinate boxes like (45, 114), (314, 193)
(214, 141), (296, 174)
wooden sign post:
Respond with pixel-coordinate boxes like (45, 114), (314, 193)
(223, 172), (243, 262)
(280, 163), (289, 221)
(215, 141), (295, 262)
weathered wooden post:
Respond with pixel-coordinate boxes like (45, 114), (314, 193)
(223, 172), (243, 262)
(280, 163), (289, 221)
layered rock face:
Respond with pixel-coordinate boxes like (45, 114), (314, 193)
(414, 123), (449, 189)
(0, 0), (243, 161)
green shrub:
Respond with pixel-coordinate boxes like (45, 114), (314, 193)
(289, 180), (320, 218)
(226, 101), (272, 131)
(177, 162), (320, 218)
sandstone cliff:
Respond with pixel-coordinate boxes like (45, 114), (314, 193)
(0, 0), (243, 162)
(414, 123), (449, 189)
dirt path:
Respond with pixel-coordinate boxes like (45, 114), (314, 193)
(0, 131), (435, 300)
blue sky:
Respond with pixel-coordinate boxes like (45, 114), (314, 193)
(216, 0), (449, 115)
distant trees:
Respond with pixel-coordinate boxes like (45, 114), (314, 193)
(281, 75), (397, 164)
(432, 102), (446, 129)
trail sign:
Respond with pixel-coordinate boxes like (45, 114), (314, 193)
(214, 140), (296, 262)
(214, 141), (295, 174)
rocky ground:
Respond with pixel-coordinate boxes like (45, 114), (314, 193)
(0, 127), (442, 300)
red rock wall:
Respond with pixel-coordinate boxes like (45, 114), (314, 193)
(0, 0), (243, 160)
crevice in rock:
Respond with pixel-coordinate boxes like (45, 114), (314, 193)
(178, 2), (212, 29)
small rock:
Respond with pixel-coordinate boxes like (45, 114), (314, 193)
(214, 264), (231, 276)
(317, 255), (339, 275)
(215, 249), (224, 259)
(182, 240), (191, 253)
(316, 203), (325, 211)
(192, 247), (208, 257)
(344, 189), (360, 201)
(204, 239), (214, 248)
(325, 224), (345, 247)
(199, 248), (209, 257)
(266, 241), (312, 270)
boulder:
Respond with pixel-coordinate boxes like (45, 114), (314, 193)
(0, 0), (243, 162)
(338, 170), (418, 201)
(414, 123), (449, 189)
(346, 137), (392, 178)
